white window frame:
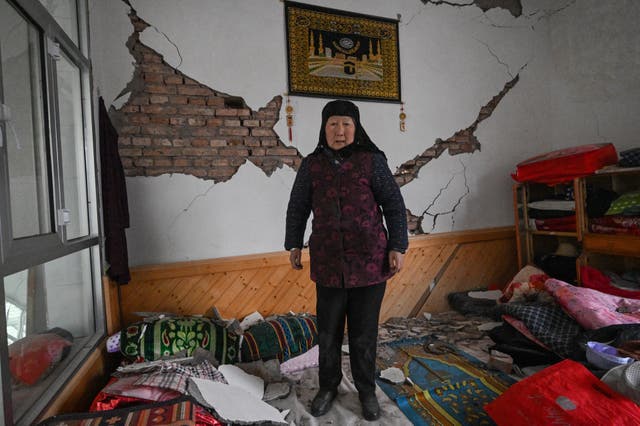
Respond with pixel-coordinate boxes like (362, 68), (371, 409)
(0, 1), (104, 424)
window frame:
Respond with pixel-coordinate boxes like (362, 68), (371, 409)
(0, 0), (104, 424)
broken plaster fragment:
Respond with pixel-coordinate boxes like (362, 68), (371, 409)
(379, 367), (406, 384)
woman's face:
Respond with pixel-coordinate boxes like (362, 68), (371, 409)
(325, 115), (355, 150)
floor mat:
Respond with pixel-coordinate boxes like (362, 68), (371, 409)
(376, 337), (516, 426)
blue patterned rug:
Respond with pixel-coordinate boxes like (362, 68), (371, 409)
(376, 337), (516, 426)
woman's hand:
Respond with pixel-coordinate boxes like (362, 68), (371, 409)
(289, 248), (303, 270)
(389, 250), (404, 274)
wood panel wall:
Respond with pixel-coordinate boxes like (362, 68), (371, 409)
(118, 227), (518, 327)
(39, 226), (517, 419)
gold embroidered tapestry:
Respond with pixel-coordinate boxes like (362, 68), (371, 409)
(284, 1), (401, 102)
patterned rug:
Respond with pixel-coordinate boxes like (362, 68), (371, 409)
(376, 337), (516, 426)
(38, 396), (198, 426)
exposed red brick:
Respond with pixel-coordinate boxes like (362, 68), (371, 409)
(173, 158), (191, 167)
(170, 95), (189, 104)
(142, 53), (161, 63)
(207, 118), (224, 127)
(141, 105), (177, 114)
(149, 95), (169, 104)
(120, 148), (142, 156)
(177, 86), (211, 96)
(144, 147), (183, 156)
(179, 105), (215, 116)
(207, 97), (225, 107)
(111, 12), (304, 181)
(144, 73), (164, 83)
(251, 128), (275, 137)
(164, 75), (183, 84)
(209, 139), (228, 147)
(146, 84), (176, 94)
(134, 158), (153, 167)
(132, 137), (151, 146)
(219, 127), (249, 136)
(191, 138), (209, 147)
(215, 109), (238, 117)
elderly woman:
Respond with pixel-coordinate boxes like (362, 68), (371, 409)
(285, 99), (408, 420)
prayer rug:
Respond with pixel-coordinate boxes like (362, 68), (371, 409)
(376, 337), (516, 426)
(38, 396), (198, 426)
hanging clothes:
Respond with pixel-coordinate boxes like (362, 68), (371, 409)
(99, 97), (130, 284)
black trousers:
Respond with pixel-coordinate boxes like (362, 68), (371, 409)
(316, 282), (386, 396)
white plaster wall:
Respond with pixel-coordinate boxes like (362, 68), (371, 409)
(89, 0), (640, 266)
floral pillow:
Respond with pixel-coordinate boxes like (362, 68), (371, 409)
(120, 316), (240, 364)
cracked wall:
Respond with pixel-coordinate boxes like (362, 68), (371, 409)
(90, 0), (640, 265)
(111, 8), (301, 182)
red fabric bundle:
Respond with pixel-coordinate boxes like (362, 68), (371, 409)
(512, 143), (618, 184)
(484, 359), (640, 425)
(580, 265), (640, 299)
(534, 215), (577, 232)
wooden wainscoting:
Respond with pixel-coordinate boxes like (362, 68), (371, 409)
(119, 227), (517, 326)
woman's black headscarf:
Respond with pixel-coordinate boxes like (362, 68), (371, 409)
(313, 100), (386, 158)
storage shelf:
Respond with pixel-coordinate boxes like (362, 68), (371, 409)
(528, 230), (578, 237)
(583, 233), (640, 258)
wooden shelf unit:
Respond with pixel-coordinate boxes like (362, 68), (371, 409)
(515, 167), (640, 285)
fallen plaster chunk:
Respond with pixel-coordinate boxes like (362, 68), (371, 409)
(380, 367), (406, 384)
(341, 344), (350, 354)
(477, 322), (503, 331)
(263, 382), (291, 401)
(423, 312), (432, 321)
(468, 290), (503, 300)
(218, 364), (264, 400)
(240, 311), (265, 330)
(189, 378), (288, 425)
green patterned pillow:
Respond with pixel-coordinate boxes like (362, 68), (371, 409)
(121, 316), (240, 363)
(605, 191), (640, 215)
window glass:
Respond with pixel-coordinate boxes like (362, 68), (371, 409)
(4, 247), (96, 421)
(57, 49), (88, 239)
(38, 0), (78, 45)
(0, 1), (52, 239)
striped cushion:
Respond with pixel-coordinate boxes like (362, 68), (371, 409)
(241, 315), (318, 362)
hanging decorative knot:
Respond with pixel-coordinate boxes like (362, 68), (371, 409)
(285, 94), (294, 143)
(399, 102), (406, 132)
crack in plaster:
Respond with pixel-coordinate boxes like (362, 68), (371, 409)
(129, 0), (183, 69)
(394, 74), (519, 189)
(527, 0), (577, 27)
(475, 38), (530, 80)
(167, 182), (218, 231)
(397, 72), (518, 234)
(420, 0), (522, 18)
(410, 160), (471, 234)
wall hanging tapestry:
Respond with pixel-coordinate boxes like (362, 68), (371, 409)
(284, 1), (401, 102)
(376, 337), (516, 426)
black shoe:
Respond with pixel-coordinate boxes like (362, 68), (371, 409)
(310, 389), (338, 417)
(360, 393), (380, 421)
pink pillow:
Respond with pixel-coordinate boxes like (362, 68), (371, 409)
(9, 333), (72, 385)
